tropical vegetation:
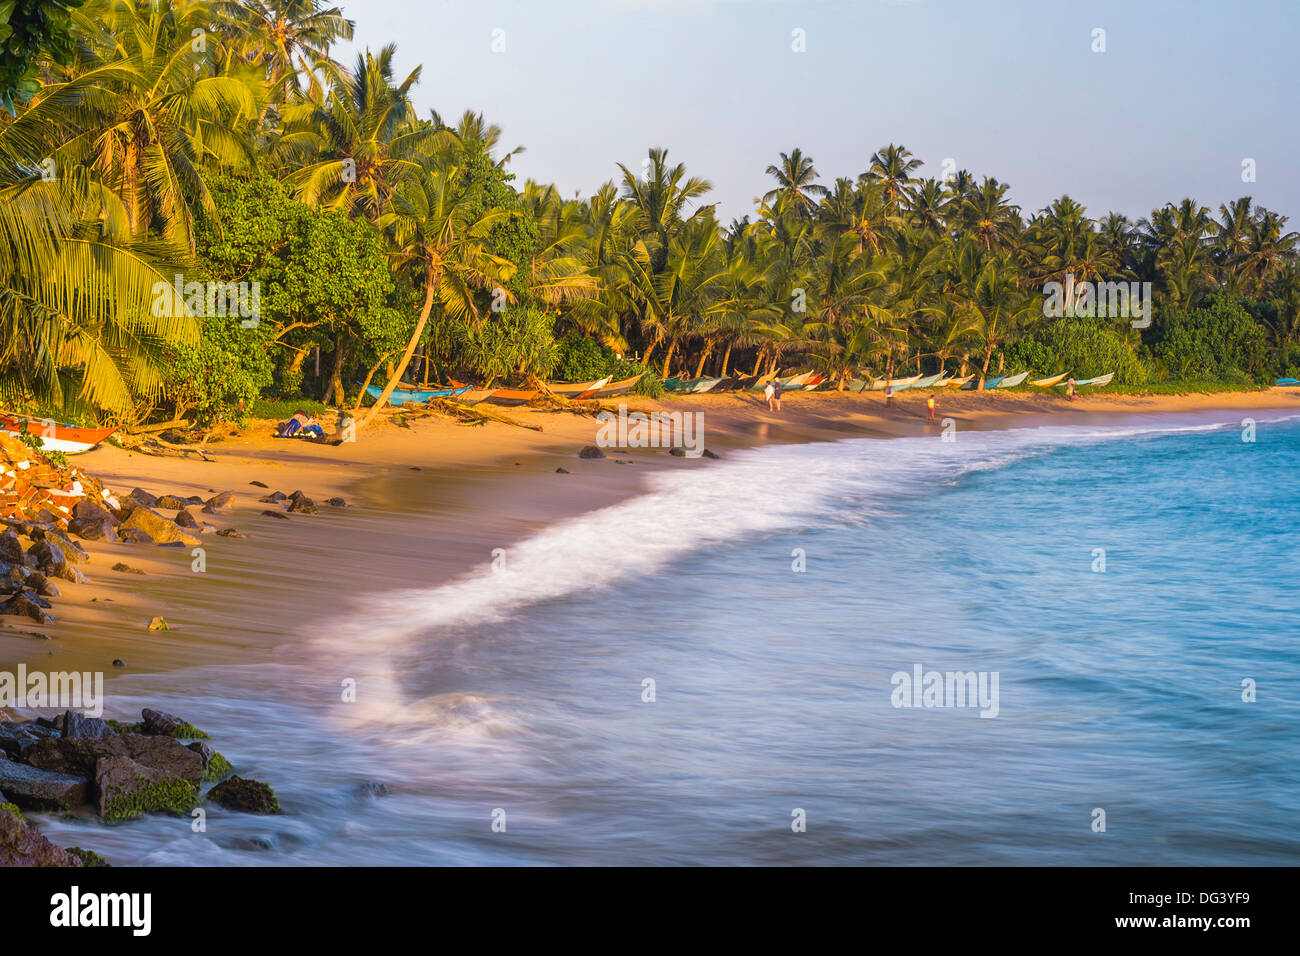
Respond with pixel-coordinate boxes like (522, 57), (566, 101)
(3, 0), (1298, 433)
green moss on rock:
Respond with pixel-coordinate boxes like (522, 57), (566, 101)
(102, 776), (199, 823)
(204, 751), (233, 782)
(1, 802), (26, 823)
(66, 846), (111, 867)
(168, 722), (210, 740)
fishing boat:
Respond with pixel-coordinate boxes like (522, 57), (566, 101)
(691, 377), (726, 393)
(0, 415), (116, 455)
(870, 374), (922, 391)
(981, 376), (1006, 389)
(912, 372), (947, 388)
(546, 377), (613, 398)
(456, 388), (497, 404)
(364, 384), (471, 406)
(945, 375), (973, 388)
(995, 371), (1030, 388)
(801, 372), (829, 390)
(483, 387), (539, 406)
(847, 379), (870, 392)
(596, 373), (646, 396)
(1275, 378), (1299, 387)
(1075, 372), (1115, 387)
(1029, 371), (1071, 388)
(778, 371), (815, 389)
(569, 377), (611, 400)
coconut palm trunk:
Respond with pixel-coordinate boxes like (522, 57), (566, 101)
(356, 266), (436, 429)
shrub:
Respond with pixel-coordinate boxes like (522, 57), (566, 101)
(1149, 295), (1269, 381)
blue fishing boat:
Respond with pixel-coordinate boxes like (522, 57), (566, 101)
(365, 384), (471, 406)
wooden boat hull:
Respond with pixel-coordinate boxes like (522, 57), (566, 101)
(691, 377), (725, 393)
(995, 371), (1030, 388)
(0, 417), (115, 455)
(945, 376), (973, 388)
(912, 373), (946, 388)
(1276, 378), (1300, 387)
(1075, 372), (1115, 387)
(547, 378), (610, 398)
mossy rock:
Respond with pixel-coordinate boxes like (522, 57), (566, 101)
(95, 757), (199, 822)
(1, 802), (25, 823)
(203, 751), (233, 782)
(105, 720), (142, 734)
(206, 776), (281, 814)
(66, 846), (111, 867)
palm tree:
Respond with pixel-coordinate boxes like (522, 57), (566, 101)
(762, 148), (827, 218)
(864, 143), (922, 212)
(35, 0), (261, 248)
(356, 160), (518, 428)
(961, 258), (1035, 387)
(280, 44), (443, 220)
(617, 147), (713, 274)
(220, 0), (354, 120)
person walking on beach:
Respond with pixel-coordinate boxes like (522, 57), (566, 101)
(764, 380), (776, 411)
(1066, 377), (1077, 401)
(772, 380), (784, 412)
(927, 393), (936, 423)
(885, 382), (894, 407)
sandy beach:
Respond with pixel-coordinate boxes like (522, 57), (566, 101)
(3, 386), (1297, 690)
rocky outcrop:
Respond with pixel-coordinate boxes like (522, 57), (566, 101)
(27, 733), (204, 785)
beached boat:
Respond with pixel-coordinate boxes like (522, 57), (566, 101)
(945, 375), (973, 388)
(995, 371), (1030, 388)
(982, 376), (1006, 389)
(776, 371), (814, 389)
(456, 388), (497, 404)
(545, 377), (612, 398)
(1029, 372), (1070, 388)
(912, 372), (947, 388)
(691, 376), (725, 393)
(848, 379), (870, 392)
(0, 415), (116, 455)
(364, 384), (470, 406)
(1276, 378), (1299, 387)
(569, 376), (611, 400)
(801, 372), (829, 390)
(483, 388), (539, 406)
(1075, 372), (1115, 387)
(870, 374), (922, 391)
(597, 373), (646, 396)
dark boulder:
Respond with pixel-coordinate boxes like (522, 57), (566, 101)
(216, 528), (246, 538)
(258, 492), (288, 503)
(116, 529), (154, 544)
(325, 497), (347, 507)
(118, 507), (199, 547)
(62, 712), (113, 740)
(205, 491), (235, 512)
(0, 590), (55, 625)
(555, 467), (570, 474)
(0, 758), (89, 811)
(261, 510), (289, 520)
(206, 776), (281, 814)
(174, 508), (200, 529)
(0, 530), (25, 564)
(124, 488), (159, 510)
(141, 708), (208, 741)
(155, 494), (190, 510)
(286, 494), (318, 515)
(578, 445), (606, 459)
(111, 562), (145, 575)
(249, 480), (269, 488)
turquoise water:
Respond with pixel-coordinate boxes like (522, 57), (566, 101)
(35, 412), (1300, 864)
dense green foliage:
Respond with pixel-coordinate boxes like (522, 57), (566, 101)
(0, 0), (83, 112)
(2, 0), (1298, 434)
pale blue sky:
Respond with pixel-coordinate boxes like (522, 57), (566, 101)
(336, 0), (1299, 224)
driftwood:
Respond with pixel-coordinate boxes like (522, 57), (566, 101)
(115, 432), (215, 462)
(123, 419), (192, 435)
(420, 398), (543, 431)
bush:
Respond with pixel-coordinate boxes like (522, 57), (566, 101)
(164, 317), (275, 428)
(1149, 295), (1269, 381)
(1004, 318), (1151, 385)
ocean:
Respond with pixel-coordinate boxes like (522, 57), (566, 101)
(33, 411), (1300, 865)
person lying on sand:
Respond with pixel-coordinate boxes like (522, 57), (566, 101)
(277, 411), (326, 438)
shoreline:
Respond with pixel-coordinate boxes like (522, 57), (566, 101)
(4, 387), (1297, 687)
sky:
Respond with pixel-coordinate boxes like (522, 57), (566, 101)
(335, 0), (1300, 225)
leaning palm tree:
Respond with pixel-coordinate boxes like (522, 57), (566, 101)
(356, 160), (517, 428)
